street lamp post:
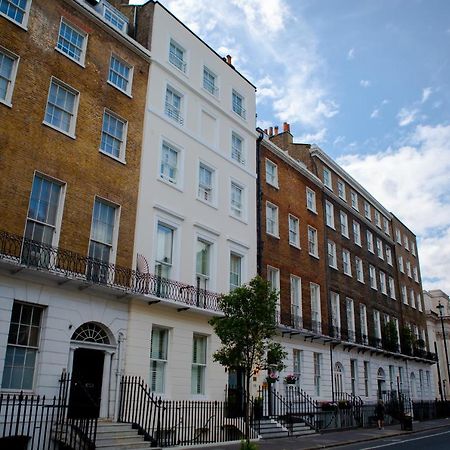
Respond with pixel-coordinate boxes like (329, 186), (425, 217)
(437, 301), (450, 398)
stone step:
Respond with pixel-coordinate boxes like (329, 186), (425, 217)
(97, 423), (136, 432)
(96, 440), (150, 450)
(97, 431), (140, 439)
(260, 430), (289, 439)
(291, 429), (316, 437)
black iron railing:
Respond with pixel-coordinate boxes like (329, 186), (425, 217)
(0, 230), (221, 312)
(0, 373), (97, 450)
(118, 376), (250, 447)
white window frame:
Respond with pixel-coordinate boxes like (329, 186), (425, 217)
(411, 242), (416, 256)
(383, 217), (390, 235)
(306, 188), (317, 213)
(406, 260), (412, 278)
(350, 191), (359, 211)
(369, 265), (377, 290)
(159, 140), (182, 187)
(323, 167), (332, 189)
(310, 283), (321, 333)
(346, 298), (355, 338)
(266, 202), (279, 237)
(328, 240), (337, 269)
(389, 277), (396, 299)
(191, 334), (207, 396)
(231, 131), (245, 165)
(413, 266), (419, 283)
(373, 310), (382, 340)
(396, 229), (402, 244)
(340, 211), (349, 238)
(364, 201), (371, 220)
(374, 210), (381, 228)
(229, 251), (243, 291)
(325, 200), (335, 229)
(290, 275), (302, 328)
(165, 85), (184, 125)
(197, 161), (215, 206)
(398, 256), (404, 273)
(55, 18), (88, 67)
(314, 352), (321, 396)
(376, 238), (384, 259)
(342, 249), (352, 276)
(308, 226), (319, 258)
(386, 246), (393, 265)
(417, 294), (423, 312)
(337, 180), (346, 201)
(404, 235), (410, 251)
(366, 230), (374, 253)
(401, 285), (408, 304)
(230, 180), (245, 221)
(288, 214), (300, 248)
(108, 53), (133, 96)
(203, 66), (218, 96)
(150, 326), (169, 394)
(293, 349), (303, 387)
(232, 89), (246, 119)
(360, 305), (368, 345)
(355, 256), (364, 283)
(99, 108), (128, 162)
(265, 159), (278, 188)
(43, 77), (79, 138)
(102, 1), (128, 32)
(410, 289), (416, 308)
(154, 219), (177, 281)
(353, 220), (361, 246)
(169, 38), (187, 73)
(330, 292), (341, 336)
(379, 271), (387, 295)
(0, 45), (19, 107)
(195, 237), (213, 291)
(0, 0), (31, 29)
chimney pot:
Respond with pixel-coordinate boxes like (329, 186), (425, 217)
(274, 126), (279, 135)
(269, 127), (273, 136)
(264, 128), (268, 135)
(226, 54), (232, 65)
(283, 122), (290, 133)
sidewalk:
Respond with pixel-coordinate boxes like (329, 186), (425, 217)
(187, 417), (450, 450)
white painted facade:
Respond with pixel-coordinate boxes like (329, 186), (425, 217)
(126, 3), (257, 400)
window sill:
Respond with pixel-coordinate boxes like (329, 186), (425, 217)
(289, 242), (301, 250)
(357, 279), (365, 284)
(55, 47), (86, 68)
(266, 232), (280, 239)
(196, 196), (218, 210)
(326, 224), (336, 230)
(106, 80), (133, 98)
(157, 176), (183, 193)
(168, 60), (188, 77)
(0, 98), (12, 108)
(267, 181), (279, 190)
(355, 242), (362, 247)
(307, 207), (318, 215)
(202, 86), (220, 101)
(344, 272), (352, 278)
(42, 121), (76, 140)
(229, 214), (248, 225)
(231, 109), (247, 121)
(342, 234), (350, 240)
(309, 253), (320, 260)
(0, 13), (29, 31)
(329, 264), (338, 270)
(99, 150), (126, 165)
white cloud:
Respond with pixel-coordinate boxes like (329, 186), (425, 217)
(296, 128), (327, 143)
(370, 108), (379, 119)
(421, 87), (432, 103)
(360, 79), (371, 88)
(333, 135), (345, 146)
(338, 123), (450, 293)
(347, 48), (355, 60)
(397, 107), (419, 126)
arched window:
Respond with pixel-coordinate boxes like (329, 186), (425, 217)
(334, 362), (345, 395)
(71, 322), (110, 345)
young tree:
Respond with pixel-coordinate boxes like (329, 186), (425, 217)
(209, 276), (286, 445)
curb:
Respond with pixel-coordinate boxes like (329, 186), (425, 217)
(302, 422), (450, 449)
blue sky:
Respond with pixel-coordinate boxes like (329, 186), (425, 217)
(133, 0), (450, 294)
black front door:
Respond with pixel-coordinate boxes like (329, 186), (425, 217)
(68, 348), (104, 418)
(226, 368), (244, 417)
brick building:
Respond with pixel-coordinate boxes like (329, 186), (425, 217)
(259, 124), (435, 403)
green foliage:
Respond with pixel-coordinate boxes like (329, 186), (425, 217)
(240, 440), (259, 450)
(400, 326), (415, 355)
(209, 276), (287, 376)
(382, 320), (399, 352)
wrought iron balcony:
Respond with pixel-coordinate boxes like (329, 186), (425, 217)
(0, 230), (221, 312)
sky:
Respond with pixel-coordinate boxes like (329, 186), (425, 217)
(132, 0), (450, 295)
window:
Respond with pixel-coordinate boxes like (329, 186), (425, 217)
(0, 0), (31, 27)
(314, 353), (321, 396)
(25, 174), (62, 250)
(383, 217), (390, 235)
(192, 335), (207, 395)
(373, 310), (381, 340)
(379, 271), (387, 295)
(330, 292), (341, 337)
(155, 223), (174, 279)
(293, 349), (303, 387)
(355, 257), (364, 283)
(343, 249), (352, 276)
(398, 256), (404, 273)
(413, 266), (419, 283)
(325, 201), (335, 228)
(364, 201), (371, 220)
(229, 253), (242, 291)
(404, 235), (410, 251)
(328, 240), (337, 268)
(56, 19), (87, 65)
(203, 66), (218, 95)
(102, 1), (128, 31)
(232, 90), (246, 118)
(230, 182), (244, 219)
(165, 86), (183, 124)
(169, 39), (186, 72)
(306, 188), (317, 212)
(288, 214), (300, 248)
(376, 238), (384, 259)
(394, 319), (401, 348)
(340, 211), (349, 238)
(0, 46), (18, 106)
(346, 299), (355, 341)
(100, 110), (127, 160)
(308, 226), (318, 257)
(44, 78), (79, 136)
(360, 304), (368, 345)
(88, 199), (117, 268)
(395, 228), (401, 244)
(231, 132), (244, 164)
(310, 283), (321, 333)
(369, 265), (377, 290)
(196, 239), (211, 290)
(323, 167), (332, 189)
(160, 142), (179, 184)
(411, 242), (416, 256)
(374, 210), (381, 228)
(401, 285), (408, 304)
(267, 266), (280, 322)
(198, 163), (214, 203)
(350, 191), (359, 210)
(1, 302), (43, 390)
(266, 202), (279, 237)
(353, 221), (361, 246)
(290, 275), (302, 328)
(406, 261), (412, 278)
(108, 55), (132, 95)
(410, 289), (415, 308)
(364, 361), (370, 396)
(386, 246), (393, 265)
(150, 327), (168, 393)
(265, 159), (278, 187)
(337, 180), (346, 200)
(389, 277), (396, 299)
(366, 230), (374, 253)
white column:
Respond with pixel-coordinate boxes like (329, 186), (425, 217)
(100, 351), (113, 418)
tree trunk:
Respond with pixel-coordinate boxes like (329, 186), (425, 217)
(245, 372), (251, 445)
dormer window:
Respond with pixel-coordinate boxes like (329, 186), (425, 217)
(101, 1), (128, 32)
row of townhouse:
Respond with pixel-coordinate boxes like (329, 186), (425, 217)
(0, 0), (435, 437)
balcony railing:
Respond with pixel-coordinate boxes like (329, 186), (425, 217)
(0, 230), (221, 312)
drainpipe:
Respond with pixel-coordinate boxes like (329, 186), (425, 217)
(114, 331), (125, 421)
(435, 341), (444, 401)
(256, 129), (264, 275)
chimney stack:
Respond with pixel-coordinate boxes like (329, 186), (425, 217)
(283, 122), (290, 133)
(226, 55), (232, 65)
(274, 126), (279, 135)
(269, 127), (273, 136)
(264, 129), (268, 135)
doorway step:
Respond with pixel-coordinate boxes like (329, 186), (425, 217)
(96, 421), (160, 450)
